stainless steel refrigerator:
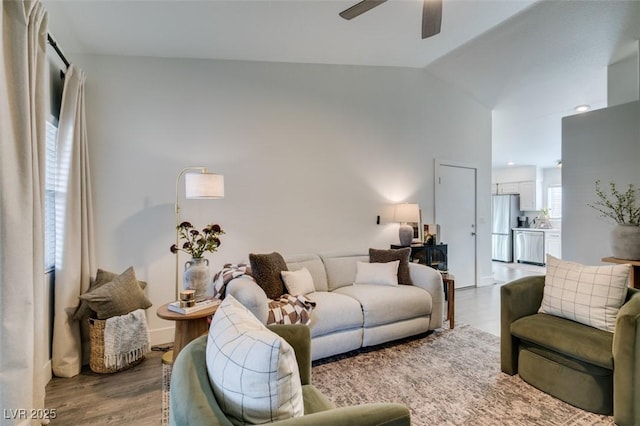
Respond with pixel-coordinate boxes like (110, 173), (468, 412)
(491, 194), (521, 262)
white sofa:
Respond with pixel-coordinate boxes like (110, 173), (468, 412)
(226, 250), (445, 361)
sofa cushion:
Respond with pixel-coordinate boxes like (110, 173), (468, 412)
(285, 253), (328, 292)
(539, 255), (630, 332)
(354, 261), (399, 287)
(320, 251), (369, 291)
(305, 291), (363, 338)
(335, 284), (432, 328)
(511, 313), (614, 370)
(249, 252), (288, 300)
(206, 295), (304, 425)
(369, 247), (413, 285)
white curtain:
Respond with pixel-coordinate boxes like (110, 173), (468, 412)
(0, 0), (48, 422)
(52, 65), (96, 377)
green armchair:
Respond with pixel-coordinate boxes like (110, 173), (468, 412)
(501, 275), (640, 426)
(170, 324), (411, 426)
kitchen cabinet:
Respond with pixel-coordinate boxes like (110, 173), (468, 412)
(518, 181), (542, 211)
(496, 182), (519, 194)
(545, 231), (561, 258)
(492, 166), (542, 211)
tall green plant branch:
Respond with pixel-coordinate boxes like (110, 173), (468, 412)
(587, 180), (640, 225)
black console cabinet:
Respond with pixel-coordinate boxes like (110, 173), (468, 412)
(391, 244), (448, 271)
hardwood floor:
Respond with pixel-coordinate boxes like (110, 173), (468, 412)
(44, 349), (166, 425)
(43, 261), (545, 424)
(455, 261), (545, 336)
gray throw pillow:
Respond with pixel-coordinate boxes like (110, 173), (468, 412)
(369, 247), (413, 285)
(73, 268), (147, 320)
(78, 266), (152, 319)
(249, 252), (288, 300)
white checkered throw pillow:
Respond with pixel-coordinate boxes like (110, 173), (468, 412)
(206, 295), (304, 425)
(539, 255), (630, 332)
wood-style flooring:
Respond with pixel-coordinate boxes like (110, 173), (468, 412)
(44, 261), (544, 424)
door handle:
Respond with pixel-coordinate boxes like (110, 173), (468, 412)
(471, 232), (476, 236)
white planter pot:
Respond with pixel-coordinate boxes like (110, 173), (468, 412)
(183, 257), (211, 301)
(611, 224), (640, 260)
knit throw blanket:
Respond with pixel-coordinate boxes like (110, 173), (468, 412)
(213, 263), (252, 299)
(214, 264), (316, 325)
(267, 294), (316, 326)
(103, 309), (150, 370)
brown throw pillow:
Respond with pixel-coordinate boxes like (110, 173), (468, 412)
(73, 268), (147, 320)
(78, 266), (152, 319)
(369, 248), (413, 285)
(249, 252), (288, 300)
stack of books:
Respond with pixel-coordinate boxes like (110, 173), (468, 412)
(168, 298), (220, 315)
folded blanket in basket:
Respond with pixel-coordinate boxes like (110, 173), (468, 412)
(103, 309), (150, 370)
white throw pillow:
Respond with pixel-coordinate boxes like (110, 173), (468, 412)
(206, 295), (304, 425)
(281, 267), (315, 295)
(354, 260), (400, 287)
(538, 255), (630, 332)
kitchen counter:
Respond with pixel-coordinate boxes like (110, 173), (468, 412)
(513, 227), (561, 232)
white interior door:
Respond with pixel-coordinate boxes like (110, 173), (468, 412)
(435, 161), (477, 288)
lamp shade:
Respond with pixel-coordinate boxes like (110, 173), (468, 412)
(185, 173), (224, 199)
(393, 203), (419, 223)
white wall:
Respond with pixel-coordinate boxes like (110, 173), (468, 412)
(608, 41), (639, 107)
(562, 101), (640, 265)
(75, 55), (491, 344)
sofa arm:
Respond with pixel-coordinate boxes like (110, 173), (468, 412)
(226, 276), (269, 323)
(408, 263), (444, 330)
(613, 290), (640, 426)
(268, 324), (312, 386)
(274, 403), (410, 426)
(500, 275), (545, 375)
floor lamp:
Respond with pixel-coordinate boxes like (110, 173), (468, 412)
(164, 167), (224, 365)
(174, 167), (224, 300)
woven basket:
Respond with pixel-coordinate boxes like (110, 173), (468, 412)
(88, 318), (144, 374)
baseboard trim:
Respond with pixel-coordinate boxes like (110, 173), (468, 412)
(150, 326), (175, 347)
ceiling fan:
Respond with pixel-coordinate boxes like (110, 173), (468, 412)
(339, 0), (442, 39)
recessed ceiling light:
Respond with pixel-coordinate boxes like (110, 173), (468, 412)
(575, 105), (591, 113)
(507, 161), (515, 166)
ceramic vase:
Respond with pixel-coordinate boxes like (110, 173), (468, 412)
(611, 223), (640, 260)
(183, 257), (211, 301)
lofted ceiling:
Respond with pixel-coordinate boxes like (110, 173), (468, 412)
(43, 0), (640, 169)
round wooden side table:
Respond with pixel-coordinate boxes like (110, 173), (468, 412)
(156, 302), (219, 364)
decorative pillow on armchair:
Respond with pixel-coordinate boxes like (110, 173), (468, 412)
(539, 255), (630, 332)
(249, 252), (288, 299)
(206, 295), (304, 425)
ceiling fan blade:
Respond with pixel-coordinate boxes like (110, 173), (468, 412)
(339, 0), (388, 20)
(422, 0), (442, 39)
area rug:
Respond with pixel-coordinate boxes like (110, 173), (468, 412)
(161, 324), (614, 425)
(312, 325), (614, 425)
(162, 362), (171, 426)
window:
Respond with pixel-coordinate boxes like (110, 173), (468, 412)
(547, 186), (562, 219)
(44, 117), (58, 271)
